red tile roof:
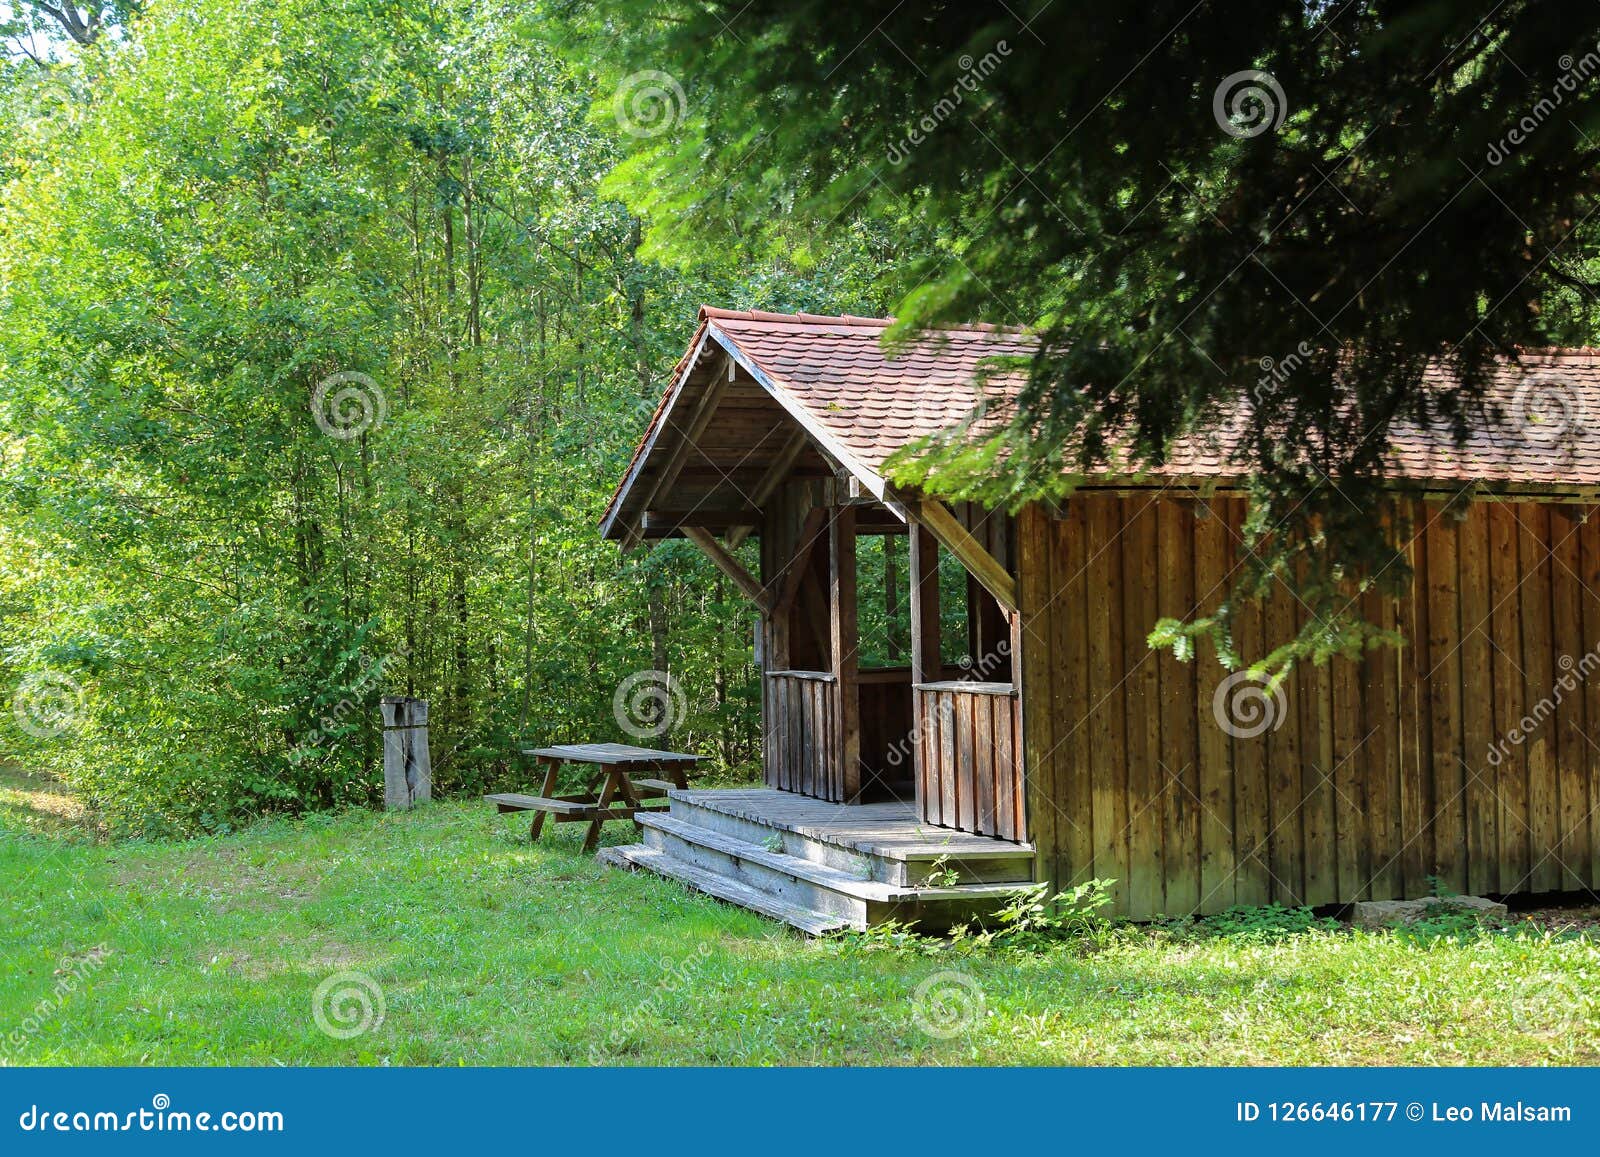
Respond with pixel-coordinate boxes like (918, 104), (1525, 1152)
(704, 308), (1031, 485)
(603, 308), (1600, 533)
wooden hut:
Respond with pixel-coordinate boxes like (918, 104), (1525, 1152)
(600, 306), (1600, 928)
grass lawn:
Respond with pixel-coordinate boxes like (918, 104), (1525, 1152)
(3, 764), (1599, 1066)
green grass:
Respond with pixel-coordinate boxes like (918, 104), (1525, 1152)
(3, 765), (1599, 1066)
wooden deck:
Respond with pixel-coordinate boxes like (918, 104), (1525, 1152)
(668, 788), (1034, 864)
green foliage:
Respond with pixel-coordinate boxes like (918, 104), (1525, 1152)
(1396, 901), (1513, 944)
(965, 878), (1121, 952)
(841, 878), (1121, 956)
(1194, 903), (1343, 943)
(0, 0), (894, 832)
(609, 0), (1600, 677)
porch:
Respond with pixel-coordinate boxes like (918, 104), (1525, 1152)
(599, 307), (1038, 928)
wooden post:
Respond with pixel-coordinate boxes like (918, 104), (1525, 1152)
(884, 532), (901, 662)
(381, 696), (432, 810)
(909, 521), (941, 685)
(830, 505), (861, 802)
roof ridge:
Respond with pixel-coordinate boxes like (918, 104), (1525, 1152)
(696, 304), (1027, 334)
(698, 305), (893, 327)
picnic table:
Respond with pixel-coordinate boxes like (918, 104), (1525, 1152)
(484, 742), (703, 854)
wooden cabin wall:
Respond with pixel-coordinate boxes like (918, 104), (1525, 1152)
(1016, 494), (1600, 919)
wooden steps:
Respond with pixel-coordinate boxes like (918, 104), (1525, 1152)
(666, 789), (1035, 886)
(598, 788), (1036, 934)
(597, 845), (850, 936)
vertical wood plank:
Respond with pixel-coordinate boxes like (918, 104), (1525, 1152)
(909, 520), (942, 827)
(974, 692), (996, 833)
(1123, 497), (1163, 917)
(1581, 511), (1600, 891)
(1488, 502), (1528, 893)
(1426, 510), (1466, 896)
(830, 506), (860, 802)
(1158, 498), (1200, 915)
(1400, 505), (1434, 898)
(1299, 603), (1337, 907)
(1550, 507), (1588, 892)
(1230, 498), (1273, 907)
(1458, 503), (1498, 897)
(1014, 503), (1057, 874)
(939, 691), (957, 826)
(1362, 582), (1403, 899)
(774, 676), (787, 793)
(1193, 497), (1237, 911)
(762, 675), (775, 789)
(1332, 640), (1367, 902)
(1519, 505), (1559, 893)
(1057, 502), (1094, 882)
(1086, 493), (1130, 911)
(996, 692), (1019, 842)
(1262, 557), (1304, 905)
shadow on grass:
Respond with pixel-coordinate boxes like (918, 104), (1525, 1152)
(0, 762), (97, 840)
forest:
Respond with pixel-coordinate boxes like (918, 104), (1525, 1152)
(7, 1), (1600, 838)
(0, 0), (927, 833)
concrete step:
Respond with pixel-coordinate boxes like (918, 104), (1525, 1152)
(597, 844), (849, 936)
(637, 812), (1029, 929)
(666, 792), (1035, 887)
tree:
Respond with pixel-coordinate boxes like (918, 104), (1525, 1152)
(0, 0), (898, 831)
(609, 1), (1600, 671)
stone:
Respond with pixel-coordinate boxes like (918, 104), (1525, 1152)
(1351, 895), (1508, 930)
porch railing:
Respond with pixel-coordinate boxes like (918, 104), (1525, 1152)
(913, 680), (1025, 842)
(764, 670), (843, 801)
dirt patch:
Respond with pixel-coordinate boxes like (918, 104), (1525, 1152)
(1513, 904), (1600, 937)
(112, 844), (329, 911)
(218, 940), (373, 980)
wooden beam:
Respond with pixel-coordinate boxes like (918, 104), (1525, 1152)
(829, 505), (861, 802)
(681, 527), (773, 613)
(641, 509), (761, 534)
(770, 506), (829, 615)
(727, 428), (810, 549)
(623, 353), (735, 549)
(909, 498), (1018, 613)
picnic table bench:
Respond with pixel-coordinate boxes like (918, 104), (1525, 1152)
(485, 742), (703, 854)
